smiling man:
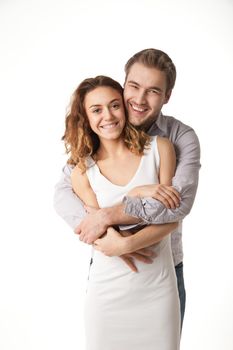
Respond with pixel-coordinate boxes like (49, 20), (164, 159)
(54, 48), (201, 329)
(124, 62), (171, 129)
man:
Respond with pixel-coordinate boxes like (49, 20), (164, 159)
(54, 48), (201, 328)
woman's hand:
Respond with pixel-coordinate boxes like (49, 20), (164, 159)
(94, 227), (156, 272)
(93, 227), (127, 257)
(127, 184), (180, 209)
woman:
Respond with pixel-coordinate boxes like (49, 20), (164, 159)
(63, 76), (180, 350)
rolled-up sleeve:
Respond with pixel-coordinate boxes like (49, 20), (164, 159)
(123, 126), (201, 224)
(53, 164), (86, 230)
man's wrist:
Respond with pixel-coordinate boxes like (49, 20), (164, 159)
(99, 207), (115, 228)
(101, 204), (124, 227)
(101, 203), (140, 229)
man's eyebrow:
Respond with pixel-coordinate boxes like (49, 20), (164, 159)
(127, 80), (163, 92)
(127, 80), (140, 86)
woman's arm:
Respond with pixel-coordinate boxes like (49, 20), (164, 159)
(71, 165), (156, 271)
(94, 222), (178, 257)
(94, 136), (179, 257)
(157, 136), (176, 185)
(71, 165), (99, 208)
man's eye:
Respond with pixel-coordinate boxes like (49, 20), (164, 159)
(148, 89), (160, 95)
(129, 84), (138, 89)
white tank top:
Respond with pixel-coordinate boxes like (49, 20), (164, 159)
(86, 136), (160, 209)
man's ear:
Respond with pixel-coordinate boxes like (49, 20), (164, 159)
(164, 89), (172, 104)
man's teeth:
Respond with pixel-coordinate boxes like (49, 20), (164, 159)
(101, 123), (117, 129)
(131, 104), (146, 112)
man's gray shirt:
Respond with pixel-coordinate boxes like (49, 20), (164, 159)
(54, 113), (201, 266)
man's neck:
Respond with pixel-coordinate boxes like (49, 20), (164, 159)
(142, 112), (161, 133)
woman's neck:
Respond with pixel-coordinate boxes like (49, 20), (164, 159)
(96, 138), (127, 160)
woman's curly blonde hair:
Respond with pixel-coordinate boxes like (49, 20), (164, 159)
(62, 75), (150, 171)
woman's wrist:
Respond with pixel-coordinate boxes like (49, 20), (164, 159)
(121, 236), (133, 255)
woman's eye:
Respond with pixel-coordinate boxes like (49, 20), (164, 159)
(93, 108), (101, 114)
(112, 104), (120, 109)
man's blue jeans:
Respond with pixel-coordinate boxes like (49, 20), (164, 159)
(175, 262), (186, 331)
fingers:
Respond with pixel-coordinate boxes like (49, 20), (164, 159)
(127, 252), (153, 264)
(120, 256), (138, 273)
(74, 226), (81, 235)
(79, 232), (94, 245)
(162, 187), (181, 207)
(153, 185), (181, 209)
(135, 248), (156, 258)
(94, 239), (101, 245)
(168, 187), (181, 200)
(80, 236), (92, 244)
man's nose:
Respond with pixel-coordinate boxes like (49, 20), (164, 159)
(134, 89), (146, 105)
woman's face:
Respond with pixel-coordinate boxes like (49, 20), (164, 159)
(84, 86), (126, 141)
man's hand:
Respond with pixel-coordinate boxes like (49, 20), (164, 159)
(127, 184), (180, 209)
(75, 207), (109, 244)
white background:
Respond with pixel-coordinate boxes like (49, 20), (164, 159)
(0, 0), (233, 349)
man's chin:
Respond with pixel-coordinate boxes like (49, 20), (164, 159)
(128, 116), (146, 127)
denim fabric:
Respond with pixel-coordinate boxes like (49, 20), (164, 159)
(175, 262), (186, 331)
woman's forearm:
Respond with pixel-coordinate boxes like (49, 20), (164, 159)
(123, 222), (178, 254)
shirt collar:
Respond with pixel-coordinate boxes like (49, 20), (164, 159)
(147, 112), (166, 135)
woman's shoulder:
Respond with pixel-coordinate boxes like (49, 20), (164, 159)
(155, 135), (173, 150)
(71, 164), (85, 181)
(156, 136), (176, 163)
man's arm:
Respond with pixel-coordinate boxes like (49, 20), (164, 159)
(76, 136), (178, 240)
(53, 164), (86, 230)
(59, 127), (200, 234)
(123, 127), (201, 224)
(77, 127), (200, 233)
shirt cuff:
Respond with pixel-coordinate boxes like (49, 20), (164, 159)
(122, 196), (152, 224)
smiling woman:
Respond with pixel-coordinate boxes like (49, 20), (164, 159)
(84, 86), (126, 140)
(62, 75), (150, 172)
(61, 75), (181, 350)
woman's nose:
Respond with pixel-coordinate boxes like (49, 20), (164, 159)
(103, 108), (114, 120)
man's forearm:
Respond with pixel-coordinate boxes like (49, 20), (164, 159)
(75, 203), (140, 244)
(123, 171), (199, 224)
(102, 203), (140, 227)
(123, 125), (201, 225)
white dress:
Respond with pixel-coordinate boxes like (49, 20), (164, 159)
(85, 136), (180, 350)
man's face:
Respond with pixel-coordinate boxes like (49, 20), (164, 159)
(123, 62), (171, 129)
